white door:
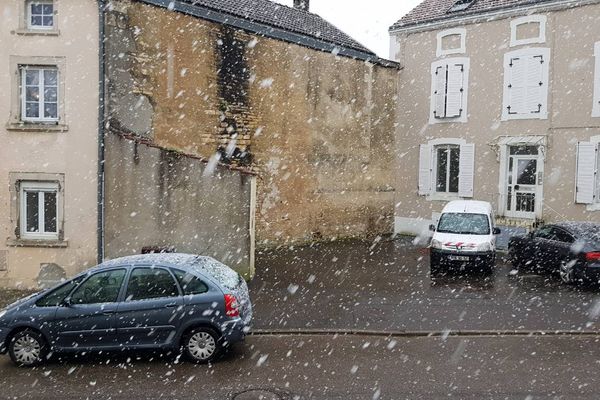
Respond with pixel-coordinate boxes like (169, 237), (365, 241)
(505, 145), (542, 219)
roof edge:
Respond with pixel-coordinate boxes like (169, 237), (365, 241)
(389, 0), (599, 34)
(139, 0), (400, 68)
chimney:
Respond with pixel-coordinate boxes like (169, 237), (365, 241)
(293, 0), (309, 11)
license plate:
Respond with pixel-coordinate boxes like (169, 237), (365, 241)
(448, 255), (470, 261)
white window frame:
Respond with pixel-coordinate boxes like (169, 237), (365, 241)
(429, 57), (470, 124)
(510, 15), (546, 47)
(436, 28), (466, 57)
(593, 42), (600, 118)
(501, 47), (550, 121)
(419, 138), (474, 201)
(26, 0), (55, 30)
(20, 181), (60, 240)
(433, 144), (461, 196)
(20, 66), (59, 123)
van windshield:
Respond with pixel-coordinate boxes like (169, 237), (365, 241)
(437, 213), (490, 235)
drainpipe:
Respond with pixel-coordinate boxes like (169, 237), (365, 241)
(97, 0), (106, 264)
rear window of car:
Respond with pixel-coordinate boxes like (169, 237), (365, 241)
(172, 269), (209, 295)
(437, 213), (491, 235)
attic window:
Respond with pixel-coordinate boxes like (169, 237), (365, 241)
(448, 0), (476, 13)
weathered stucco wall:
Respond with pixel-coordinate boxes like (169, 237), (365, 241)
(391, 3), (600, 234)
(106, 0), (399, 247)
(104, 134), (255, 277)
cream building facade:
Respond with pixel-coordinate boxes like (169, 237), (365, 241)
(0, 0), (99, 287)
(390, 0), (600, 240)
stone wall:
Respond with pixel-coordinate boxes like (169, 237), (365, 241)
(104, 134), (255, 277)
(106, 0), (399, 248)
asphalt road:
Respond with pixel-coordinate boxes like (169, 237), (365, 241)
(0, 334), (599, 399)
(250, 238), (600, 333)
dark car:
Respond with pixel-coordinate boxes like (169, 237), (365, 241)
(508, 222), (600, 284)
(0, 254), (252, 367)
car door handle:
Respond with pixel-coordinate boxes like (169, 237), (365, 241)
(165, 303), (178, 308)
(102, 310), (116, 315)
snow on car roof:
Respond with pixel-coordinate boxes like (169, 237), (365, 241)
(97, 253), (241, 289)
(441, 200), (493, 215)
(554, 221), (600, 239)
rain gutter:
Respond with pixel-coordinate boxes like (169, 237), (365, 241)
(97, 0), (106, 264)
(138, 0), (400, 69)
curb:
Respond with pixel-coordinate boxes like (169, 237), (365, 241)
(249, 329), (600, 338)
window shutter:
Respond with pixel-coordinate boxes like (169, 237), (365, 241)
(458, 143), (475, 198)
(433, 65), (447, 118)
(575, 142), (598, 204)
(508, 57), (527, 114)
(445, 64), (464, 118)
(418, 144), (432, 196)
(525, 55), (544, 114)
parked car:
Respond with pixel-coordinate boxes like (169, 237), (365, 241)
(0, 254), (252, 367)
(508, 222), (600, 284)
(430, 200), (501, 274)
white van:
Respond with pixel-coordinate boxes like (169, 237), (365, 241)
(429, 200), (500, 273)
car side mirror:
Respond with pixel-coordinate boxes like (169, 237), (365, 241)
(429, 224), (436, 232)
(493, 227), (501, 235)
(60, 298), (72, 307)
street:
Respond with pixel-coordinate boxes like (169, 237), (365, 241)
(1, 238), (600, 399)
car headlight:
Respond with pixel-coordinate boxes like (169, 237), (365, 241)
(477, 243), (492, 252)
(431, 239), (443, 249)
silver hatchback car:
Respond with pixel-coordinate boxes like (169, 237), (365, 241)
(0, 253), (252, 366)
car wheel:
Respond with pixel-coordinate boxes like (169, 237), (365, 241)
(559, 261), (575, 285)
(182, 327), (221, 364)
(8, 329), (47, 367)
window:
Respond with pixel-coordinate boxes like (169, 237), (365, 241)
(435, 145), (460, 194)
(21, 66), (59, 122)
(436, 28), (466, 57)
(27, 0), (54, 30)
(430, 58), (469, 123)
(36, 276), (85, 307)
(575, 138), (600, 208)
(172, 269), (209, 295)
(125, 268), (180, 301)
(448, 0), (476, 13)
(418, 139), (474, 199)
(502, 48), (550, 120)
(70, 269), (127, 305)
(510, 15), (546, 47)
(20, 182), (59, 240)
(593, 42), (600, 118)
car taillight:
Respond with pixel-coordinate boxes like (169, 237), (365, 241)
(585, 252), (600, 262)
(224, 294), (240, 317)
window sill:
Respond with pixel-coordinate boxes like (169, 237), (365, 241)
(6, 122), (68, 132)
(14, 29), (60, 36)
(429, 116), (467, 124)
(586, 203), (600, 212)
(7, 238), (68, 248)
(427, 193), (462, 202)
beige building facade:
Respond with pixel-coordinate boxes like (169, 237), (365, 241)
(390, 0), (600, 239)
(0, 0), (99, 287)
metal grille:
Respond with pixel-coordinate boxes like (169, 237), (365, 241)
(516, 193), (535, 212)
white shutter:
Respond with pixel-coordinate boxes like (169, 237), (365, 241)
(575, 142), (598, 204)
(418, 144), (432, 196)
(433, 65), (447, 118)
(525, 55), (544, 114)
(458, 143), (475, 198)
(508, 57), (527, 115)
(445, 63), (464, 118)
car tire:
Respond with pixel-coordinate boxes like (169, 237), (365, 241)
(182, 327), (221, 364)
(8, 329), (47, 367)
(559, 261), (576, 285)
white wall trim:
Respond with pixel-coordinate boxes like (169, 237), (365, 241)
(436, 28), (466, 57)
(429, 57), (470, 124)
(510, 15), (547, 47)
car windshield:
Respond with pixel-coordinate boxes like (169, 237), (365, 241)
(437, 212), (491, 235)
